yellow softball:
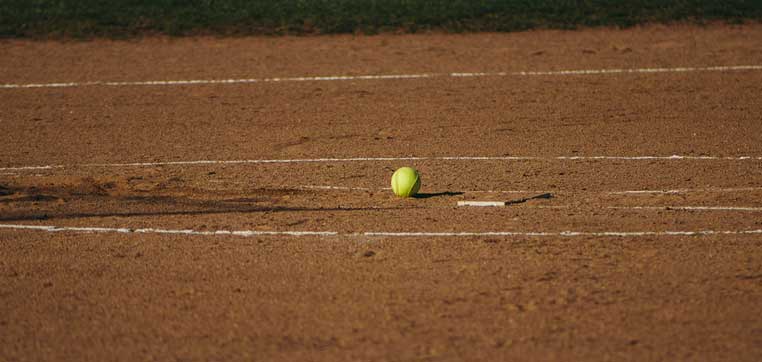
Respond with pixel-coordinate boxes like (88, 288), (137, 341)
(391, 167), (421, 197)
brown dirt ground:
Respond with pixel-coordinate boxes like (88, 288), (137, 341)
(1, 24), (762, 361)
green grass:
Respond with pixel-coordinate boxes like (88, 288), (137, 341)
(2, 0), (761, 38)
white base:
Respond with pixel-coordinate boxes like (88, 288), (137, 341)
(457, 201), (506, 207)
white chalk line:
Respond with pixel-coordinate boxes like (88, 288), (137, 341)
(607, 187), (762, 194)
(3, 154), (762, 172)
(168, 182), (762, 195)
(2, 65), (761, 90)
(0, 224), (336, 237)
(291, 187), (762, 212)
(364, 230), (762, 237)
(298, 185), (549, 194)
(608, 206), (762, 211)
(298, 185), (379, 191)
(0, 74), (436, 89)
(459, 204), (762, 211)
(0, 165), (59, 171)
(295, 185), (534, 194)
(1, 223), (761, 238)
(297, 185), (762, 195)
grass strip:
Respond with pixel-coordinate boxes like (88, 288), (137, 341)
(1, 0), (761, 38)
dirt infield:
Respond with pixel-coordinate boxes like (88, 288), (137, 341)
(2, 24), (762, 361)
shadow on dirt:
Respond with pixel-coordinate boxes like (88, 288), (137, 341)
(0, 191), (410, 222)
(0, 185), (12, 196)
(506, 193), (554, 205)
(0, 204), (408, 222)
(413, 191), (464, 199)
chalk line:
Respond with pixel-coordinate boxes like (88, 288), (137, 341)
(608, 206), (762, 211)
(364, 230), (762, 237)
(0, 224), (336, 237)
(2, 154), (761, 172)
(297, 185), (548, 194)
(189, 183), (762, 196)
(0, 165), (60, 171)
(1, 223), (761, 239)
(2, 65), (761, 90)
(297, 185), (762, 195)
(608, 187), (762, 194)
(297, 185), (377, 191)
(457, 203), (762, 211)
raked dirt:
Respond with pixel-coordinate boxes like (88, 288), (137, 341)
(1, 24), (762, 361)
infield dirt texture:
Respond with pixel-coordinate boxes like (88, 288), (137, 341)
(2, 24), (762, 361)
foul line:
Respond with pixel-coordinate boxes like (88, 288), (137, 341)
(607, 187), (762, 194)
(0, 224), (336, 237)
(298, 185), (762, 195)
(143, 183), (762, 195)
(364, 230), (762, 237)
(2, 155), (762, 172)
(1, 223), (761, 239)
(608, 206), (762, 211)
(362, 230), (762, 237)
(2, 65), (761, 90)
(298, 185), (550, 194)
